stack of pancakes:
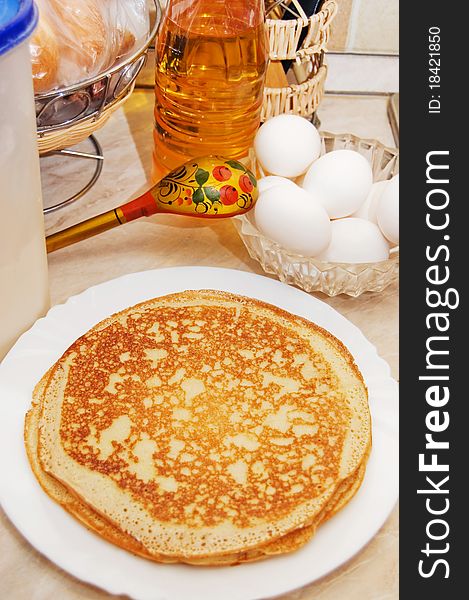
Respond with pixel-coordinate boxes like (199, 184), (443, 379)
(25, 290), (371, 565)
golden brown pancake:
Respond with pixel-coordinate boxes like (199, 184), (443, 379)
(26, 399), (368, 565)
(28, 290), (371, 563)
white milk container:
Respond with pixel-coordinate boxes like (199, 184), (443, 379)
(0, 0), (49, 360)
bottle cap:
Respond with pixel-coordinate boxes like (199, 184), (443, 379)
(0, 0), (38, 57)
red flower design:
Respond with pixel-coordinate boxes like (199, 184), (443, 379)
(220, 185), (239, 205)
(213, 166), (232, 182)
(239, 174), (254, 193)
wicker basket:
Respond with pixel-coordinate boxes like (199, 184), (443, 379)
(36, 84), (136, 155)
(266, 0), (337, 60)
(262, 0), (337, 120)
(262, 53), (327, 121)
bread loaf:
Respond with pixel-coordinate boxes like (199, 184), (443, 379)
(30, 0), (144, 94)
(30, 14), (59, 93)
(49, 0), (107, 86)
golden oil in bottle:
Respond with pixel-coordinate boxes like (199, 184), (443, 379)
(153, 0), (267, 180)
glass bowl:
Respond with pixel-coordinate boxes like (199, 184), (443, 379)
(234, 132), (399, 297)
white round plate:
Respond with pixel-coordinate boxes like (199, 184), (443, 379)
(0, 267), (398, 600)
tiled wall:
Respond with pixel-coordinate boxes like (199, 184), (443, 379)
(328, 0), (399, 55)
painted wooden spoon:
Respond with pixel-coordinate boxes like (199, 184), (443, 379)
(46, 156), (258, 253)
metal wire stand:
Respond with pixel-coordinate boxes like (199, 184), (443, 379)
(41, 135), (104, 214)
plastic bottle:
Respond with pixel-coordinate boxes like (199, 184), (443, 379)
(0, 0), (50, 360)
(153, 0), (267, 179)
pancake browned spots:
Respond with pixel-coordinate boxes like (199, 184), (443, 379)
(35, 290), (370, 559)
(60, 304), (350, 528)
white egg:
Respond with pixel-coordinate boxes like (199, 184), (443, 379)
(352, 180), (388, 223)
(316, 218), (390, 263)
(258, 175), (297, 194)
(254, 115), (321, 178)
(303, 150), (373, 219)
(377, 174), (399, 245)
(254, 185), (331, 256)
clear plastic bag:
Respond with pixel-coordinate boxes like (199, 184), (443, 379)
(106, 0), (149, 65)
(30, 0), (149, 94)
(29, 5), (59, 93)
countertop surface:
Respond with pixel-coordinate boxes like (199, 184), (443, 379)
(0, 90), (398, 599)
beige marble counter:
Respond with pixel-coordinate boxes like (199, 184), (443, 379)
(0, 91), (398, 599)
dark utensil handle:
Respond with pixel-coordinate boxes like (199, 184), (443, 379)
(281, 0), (324, 73)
